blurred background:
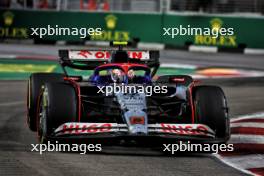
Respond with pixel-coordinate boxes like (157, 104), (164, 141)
(0, 0), (264, 49)
(1, 0), (264, 13)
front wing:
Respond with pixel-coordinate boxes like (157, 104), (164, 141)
(48, 123), (225, 144)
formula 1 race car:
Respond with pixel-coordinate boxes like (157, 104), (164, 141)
(27, 41), (230, 145)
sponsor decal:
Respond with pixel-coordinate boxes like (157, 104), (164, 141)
(57, 123), (113, 134)
(55, 123), (213, 136)
(69, 50), (150, 60)
(130, 116), (145, 125)
(0, 11), (28, 38)
(160, 123), (211, 135)
(194, 18), (237, 47)
(90, 14), (130, 41)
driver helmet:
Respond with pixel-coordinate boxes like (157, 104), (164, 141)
(110, 69), (124, 83)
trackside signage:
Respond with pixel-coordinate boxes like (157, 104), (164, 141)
(91, 14), (130, 41)
(0, 11), (28, 38)
(54, 123), (214, 137)
(2, 10), (264, 48)
(68, 50), (150, 60)
(194, 18), (237, 47)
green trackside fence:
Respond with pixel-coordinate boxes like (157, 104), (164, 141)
(1, 9), (264, 49)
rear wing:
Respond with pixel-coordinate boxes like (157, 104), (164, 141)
(58, 49), (160, 77)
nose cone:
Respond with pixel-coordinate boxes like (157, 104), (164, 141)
(124, 110), (148, 135)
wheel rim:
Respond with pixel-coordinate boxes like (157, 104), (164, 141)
(38, 89), (48, 143)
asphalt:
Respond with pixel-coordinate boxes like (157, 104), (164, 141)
(1, 43), (264, 70)
(161, 49), (264, 70)
(0, 44), (264, 176)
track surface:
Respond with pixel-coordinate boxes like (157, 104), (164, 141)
(2, 80), (264, 176)
(0, 44), (264, 176)
(1, 43), (264, 69)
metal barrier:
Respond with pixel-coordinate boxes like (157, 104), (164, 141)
(0, 0), (163, 13)
(1, 0), (263, 15)
(169, 0), (264, 14)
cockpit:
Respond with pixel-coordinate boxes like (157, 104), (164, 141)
(90, 64), (151, 85)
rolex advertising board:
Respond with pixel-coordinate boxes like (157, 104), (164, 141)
(0, 11), (28, 39)
(0, 9), (264, 49)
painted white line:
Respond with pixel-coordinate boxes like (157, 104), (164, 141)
(231, 112), (264, 122)
(190, 75), (208, 79)
(160, 63), (197, 69)
(214, 154), (256, 176)
(189, 45), (218, 53)
(244, 48), (264, 55)
(0, 54), (17, 59)
(240, 70), (264, 77)
(231, 122), (264, 128)
(221, 154), (264, 170)
(0, 101), (24, 107)
(137, 43), (165, 50)
(85, 41), (109, 46)
(56, 40), (66, 45)
(229, 135), (264, 144)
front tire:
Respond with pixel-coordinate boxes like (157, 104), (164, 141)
(27, 73), (64, 131)
(193, 86), (230, 141)
(37, 83), (77, 143)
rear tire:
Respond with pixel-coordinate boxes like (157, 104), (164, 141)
(37, 83), (77, 143)
(193, 86), (230, 141)
(27, 73), (64, 131)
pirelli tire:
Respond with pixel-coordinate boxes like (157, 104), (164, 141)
(37, 83), (77, 143)
(27, 73), (64, 131)
(193, 86), (230, 142)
